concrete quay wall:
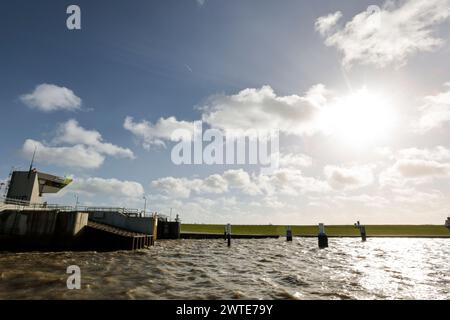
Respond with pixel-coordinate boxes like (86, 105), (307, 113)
(0, 209), (88, 250)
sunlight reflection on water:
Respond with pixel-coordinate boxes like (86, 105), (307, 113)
(0, 238), (448, 299)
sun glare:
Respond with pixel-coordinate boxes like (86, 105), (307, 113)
(322, 88), (397, 148)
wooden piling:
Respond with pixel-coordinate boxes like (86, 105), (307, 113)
(361, 226), (367, 242)
(152, 212), (158, 242)
(355, 221), (367, 242)
(226, 223), (231, 247)
(318, 223), (328, 249)
(286, 226), (292, 241)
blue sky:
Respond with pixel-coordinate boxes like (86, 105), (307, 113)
(1, 0), (450, 224)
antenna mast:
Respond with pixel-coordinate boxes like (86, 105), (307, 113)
(28, 145), (37, 178)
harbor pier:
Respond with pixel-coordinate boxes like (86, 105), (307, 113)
(0, 168), (158, 251)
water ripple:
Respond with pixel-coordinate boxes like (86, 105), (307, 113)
(0, 238), (449, 299)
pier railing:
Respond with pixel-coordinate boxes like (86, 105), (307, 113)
(78, 206), (140, 216)
(0, 197), (149, 217)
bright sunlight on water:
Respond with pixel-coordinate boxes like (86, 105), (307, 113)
(0, 238), (448, 299)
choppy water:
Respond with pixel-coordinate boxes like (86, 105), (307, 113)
(0, 238), (449, 299)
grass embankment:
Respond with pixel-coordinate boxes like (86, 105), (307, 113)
(181, 224), (450, 237)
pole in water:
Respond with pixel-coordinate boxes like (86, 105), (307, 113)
(360, 226), (367, 242)
(318, 223), (328, 249)
(354, 221), (367, 242)
(286, 226), (292, 241)
(226, 223), (231, 247)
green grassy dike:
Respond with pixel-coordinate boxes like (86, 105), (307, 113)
(181, 224), (450, 237)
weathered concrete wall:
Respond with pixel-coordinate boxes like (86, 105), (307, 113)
(157, 221), (181, 239)
(6, 171), (41, 204)
(0, 210), (88, 237)
(88, 211), (154, 235)
(55, 211), (89, 237)
(0, 210), (157, 252)
(125, 217), (154, 234)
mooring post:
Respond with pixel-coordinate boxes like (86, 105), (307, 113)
(318, 223), (328, 249)
(286, 226), (292, 241)
(354, 221), (366, 242)
(152, 212), (158, 244)
(360, 226), (367, 242)
(226, 223), (231, 247)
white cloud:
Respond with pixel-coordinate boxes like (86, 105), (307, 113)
(416, 83), (450, 133)
(124, 116), (195, 149)
(395, 159), (450, 177)
(317, 0), (450, 67)
(258, 168), (330, 195)
(127, 85), (401, 151)
(380, 146), (450, 186)
(151, 173), (235, 199)
(21, 120), (134, 169)
(315, 11), (342, 35)
(54, 119), (134, 159)
(201, 174), (229, 194)
(22, 139), (105, 169)
(20, 83), (82, 112)
(146, 161), (449, 224)
(201, 84), (328, 136)
(397, 146), (450, 161)
(151, 167), (329, 199)
(196, 0), (206, 6)
(151, 177), (203, 198)
(68, 177), (144, 199)
(324, 165), (374, 190)
(279, 152), (313, 169)
(222, 169), (262, 196)
(249, 196), (288, 209)
(125, 85), (330, 150)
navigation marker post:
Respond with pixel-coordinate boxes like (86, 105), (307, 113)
(286, 226), (293, 242)
(354, 221), (367, 242)
(318, 223), (328, 249)
(226, 223), (231, 247)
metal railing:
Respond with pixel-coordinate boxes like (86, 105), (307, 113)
(0, 197), (147, 217)
(1, 197), (31, 206)
(77, 206), (141, 216)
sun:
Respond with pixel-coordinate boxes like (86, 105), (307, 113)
(322, 88), (397, 148)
